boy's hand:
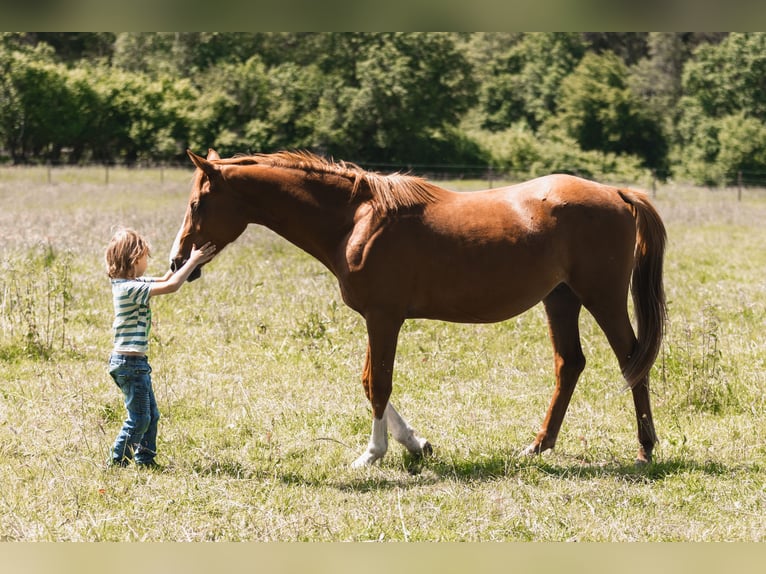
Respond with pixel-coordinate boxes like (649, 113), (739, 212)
(151, 242), (218, 295)
(189, 242), (217, 265)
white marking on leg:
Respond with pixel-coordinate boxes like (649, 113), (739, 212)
(385, 403), (430, 455)
(351, 415), (388, 468)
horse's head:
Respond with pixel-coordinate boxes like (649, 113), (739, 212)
(169, 149), (250, 281)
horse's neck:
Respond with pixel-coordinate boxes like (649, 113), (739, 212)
(244, 171), (356, 272)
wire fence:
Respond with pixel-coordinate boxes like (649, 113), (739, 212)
(3, 161), (766, 199)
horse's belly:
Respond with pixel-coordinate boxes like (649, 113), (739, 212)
(407, 260), (562, 323)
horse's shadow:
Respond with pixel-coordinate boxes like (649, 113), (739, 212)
(275, 449), (738, 492)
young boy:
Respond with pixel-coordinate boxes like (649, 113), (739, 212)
(104, 227), (216, 468)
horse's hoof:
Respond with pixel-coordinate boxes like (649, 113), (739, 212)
(351, 450), (381, 468)
(635, 448), (653, 466)
(421, 441), (433, 458)
(519, 444), (539, 457)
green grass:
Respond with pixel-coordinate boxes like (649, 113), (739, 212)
(0, 169), (764, 541)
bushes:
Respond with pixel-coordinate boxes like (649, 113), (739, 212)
(471, 125), (651, 183)
(5, 32), (766, 185)
(0, 47), (198, 164)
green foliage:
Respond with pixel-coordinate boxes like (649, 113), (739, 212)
(468, 121), (651, 183)
(677, 33), (766, 184)
(313, 33), (478, 164)
(188, 55), (271, 155)
(554, 51), (668, 173)
(2, 31), (760, 184)
(0, 46), (84, 162)
(480, 33), (586, 131)
(683, 33), (766, 120)
(0, 45), (199, 164)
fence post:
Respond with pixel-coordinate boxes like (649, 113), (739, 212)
(737, 170), (742, 201)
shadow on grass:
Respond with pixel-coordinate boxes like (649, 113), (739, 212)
(179, 442), (751, 492)
(273, 449), (749, 492)
(424, 453), (737, 483)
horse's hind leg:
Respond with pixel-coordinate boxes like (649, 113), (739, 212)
(385, 403), (432, 458)
(522, 284), (586, 456)
(585, 296), (658, 464)
(630, 380), (657, 464)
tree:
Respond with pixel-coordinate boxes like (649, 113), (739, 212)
(582, 32), (649, 65)
(554, 51), (668, 172)
(188, 55), (271, 156)
(480, 33), (586, 131)
(0, 45), (92, 163)
(717, 113), (766, 184)
(262, 62), (324, 151)
(313, 33), (479, 164)
(85, 66), (196, 163)
(676, 33), (766, 184)
(630, 33), (685, 118)
(31, 33), (115, 63)
(682, 33), (766, 120)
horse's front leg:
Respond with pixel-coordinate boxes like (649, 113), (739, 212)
(352, 410), (389, 468)
(352, 403), (432, 468)
(352, 312), (406, 468)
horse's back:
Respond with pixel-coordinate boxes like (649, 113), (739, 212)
(425, 174), (636, 247)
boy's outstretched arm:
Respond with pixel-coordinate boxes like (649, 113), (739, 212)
(150, 243), (216, 296)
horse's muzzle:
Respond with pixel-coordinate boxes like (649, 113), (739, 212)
(170, 259), (202, 282)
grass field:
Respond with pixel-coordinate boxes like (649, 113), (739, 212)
(0, 165), (764, 541)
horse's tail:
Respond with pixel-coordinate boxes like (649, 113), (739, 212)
(618, 189), (667, 389)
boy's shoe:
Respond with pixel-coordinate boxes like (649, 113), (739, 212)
(107, 457), (131, 468)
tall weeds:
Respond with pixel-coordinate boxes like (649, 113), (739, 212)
(0, 242), (73, 360)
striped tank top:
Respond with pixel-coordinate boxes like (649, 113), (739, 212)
(111, 278), (154, 354)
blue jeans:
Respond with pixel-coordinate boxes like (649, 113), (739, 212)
(109, 353), (160, 464)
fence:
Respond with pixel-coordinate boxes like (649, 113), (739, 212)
(3, 162), (766, 199)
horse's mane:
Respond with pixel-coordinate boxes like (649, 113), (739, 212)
(229, 151), (442, 213)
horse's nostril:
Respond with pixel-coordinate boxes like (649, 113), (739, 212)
(170, 258), (187, 273)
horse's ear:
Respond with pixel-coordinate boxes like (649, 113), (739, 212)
(206, 148), (220, 160)
(187, 149), (219, 178)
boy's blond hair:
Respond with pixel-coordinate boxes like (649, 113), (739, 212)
(105, 228), (151, 279)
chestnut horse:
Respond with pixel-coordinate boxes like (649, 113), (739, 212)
(171, 149), (667, 467)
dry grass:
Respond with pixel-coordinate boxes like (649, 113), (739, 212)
(0, 168), (764, 541)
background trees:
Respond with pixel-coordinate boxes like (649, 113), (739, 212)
(554, 51), (668, 174)
(311, 33), (478, 164)
(676, 33), (766, 184)
(2, 31), (764, 185)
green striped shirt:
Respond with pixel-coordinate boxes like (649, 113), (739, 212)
(111, 278), (153, 354)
